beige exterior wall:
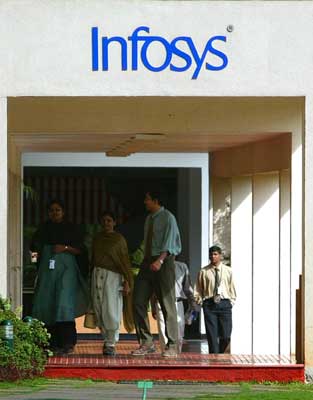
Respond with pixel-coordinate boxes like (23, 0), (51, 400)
(7, 141), (22, 308)
(0, 98), (7, 297)
(211, 136), (294, 355)
(0, 2), (312, 97)
(0, 0), (313, 364)
(304, 98), (313, 366)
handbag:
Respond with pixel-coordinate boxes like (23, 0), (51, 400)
(83, 310), (97, 329)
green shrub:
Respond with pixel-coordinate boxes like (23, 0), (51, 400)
(0, 297), (50, 381)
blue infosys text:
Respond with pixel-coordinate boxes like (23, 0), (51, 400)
(91, 26), (228, 79)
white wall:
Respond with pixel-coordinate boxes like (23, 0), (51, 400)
(253, 173), (280, 354)
(1, 0), (312, 362)
(291, 119), (303, 355)
(212, 177), (231, 260)
(225, 172), (291, 355)
(177, 169), (203, 283)
(0, 98), (7, 297)
(22, 152), (209, 268)
(231, 176), (253, 354)
(280, 169), (291, 355)
(1, 2), (313, 97)
(305, 96), (313, 365)
(212, 127), (302, 356)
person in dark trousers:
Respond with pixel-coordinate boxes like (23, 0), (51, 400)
(31, 199), (88, 356)
(151, 260), (197, 354)
(132, 190), (182, 358)
(194, 245), (236, 354)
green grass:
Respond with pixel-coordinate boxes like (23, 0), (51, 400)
(0, 377), (118, 397)
(0, 377), (95, 397)
(0, 379), (312, 400)
(0, 377), (113, 390)
(0, 377), (51, 390)
(187, 393), (313, 400)
(169, 382), (313, 400)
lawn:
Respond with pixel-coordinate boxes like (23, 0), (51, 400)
(175, 383), (313, 400)
(187, 393), (313, 400)
(0, 379), (312, 400)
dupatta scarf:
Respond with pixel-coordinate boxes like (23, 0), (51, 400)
(92, 231), (134, 333)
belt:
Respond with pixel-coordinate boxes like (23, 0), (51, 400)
(204, 297), (230, 302)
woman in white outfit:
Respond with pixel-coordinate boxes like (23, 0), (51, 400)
(91, 211), (134, 356)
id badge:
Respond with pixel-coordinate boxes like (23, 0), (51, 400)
(49, 259), (55, 270)
(217, 286), (222, 295)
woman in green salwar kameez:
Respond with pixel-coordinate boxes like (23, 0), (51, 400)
(91, 211), (134, 356)
(31, 200), (88, 355)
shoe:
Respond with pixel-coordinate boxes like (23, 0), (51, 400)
(131, 344), (155, 356)
(178, 340), (183, 353)
(56, 346), (75, 356)
(162, 347), (178, 358)
(50, 346), (62, 356)
(63, 346), (75, 355)
(52, 346), (74, 356)
(103, 346), (116, 356)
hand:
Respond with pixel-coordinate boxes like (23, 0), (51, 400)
(122, 281), (130, 296)
(150, 260), (162, 272)
(53, 244), (67, 254)
(192, 303), (201, 313)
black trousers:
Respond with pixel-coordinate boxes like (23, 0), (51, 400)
(133, 255), (178, 348)
(47, 321), (77, 349)
(203, 298), (232, 354)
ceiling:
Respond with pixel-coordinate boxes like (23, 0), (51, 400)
(8, 97), (295, 154)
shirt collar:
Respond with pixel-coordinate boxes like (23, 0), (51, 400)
(150, 206), (164, 219)
(211, 262), (222, 271)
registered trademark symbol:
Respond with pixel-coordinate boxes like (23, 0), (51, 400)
(227, 25), (234, 33)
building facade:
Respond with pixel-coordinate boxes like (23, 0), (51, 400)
(0, 1), (312, 367)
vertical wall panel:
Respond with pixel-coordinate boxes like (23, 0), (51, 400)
(188, 169), (203, 283)
(84, 177), (90, 223)
(212, 177), (231, 260)
(177, 169), (202, 283)
(8, 142), (22, 308)
(304, 97), (313, 364)
(291, 127), (303, 356)
(76, 178), (83, 224)
(0, 98), (7, 297)
(231, 176), (253, 354)
(34, 177), (41, 225)
(280, 169), (291, 355)
(67, 177), (74, 223)
(253, 173), (280, 354)
(42, 177), (49, 222)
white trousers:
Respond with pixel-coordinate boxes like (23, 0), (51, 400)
(156, 300), (185, 352)
(91, 268), (123, 347)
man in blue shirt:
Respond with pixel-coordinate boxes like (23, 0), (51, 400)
(132, 189), (182, 357)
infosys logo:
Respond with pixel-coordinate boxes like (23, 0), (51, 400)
(91, 26), (228, 79)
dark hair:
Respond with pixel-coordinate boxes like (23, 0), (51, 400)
(47, 199), (65, 211)
(99, 210), (117, 222)
(146, 189), (164, 206)
(209, 245), (222, 254)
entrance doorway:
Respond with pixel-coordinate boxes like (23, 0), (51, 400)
(22, 165), (202, 338)
(7, 96), (303, 358)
